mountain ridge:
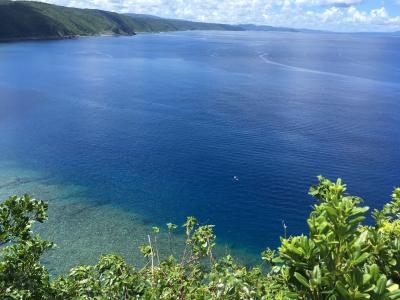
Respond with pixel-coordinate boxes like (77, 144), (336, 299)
(0, 0), (303, 42)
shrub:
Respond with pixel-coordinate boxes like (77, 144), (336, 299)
(0, 177), (399, 299)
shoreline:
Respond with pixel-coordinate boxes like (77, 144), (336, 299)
(0, 33), (136, 43)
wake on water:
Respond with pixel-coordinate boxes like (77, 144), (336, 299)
(258, 52), (399, 87)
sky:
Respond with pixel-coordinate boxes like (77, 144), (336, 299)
(41, 0), (400, 32)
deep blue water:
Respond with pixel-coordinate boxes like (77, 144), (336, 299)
(1, 31), (400, 255)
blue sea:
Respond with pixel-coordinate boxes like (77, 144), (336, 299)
(1, 31), (399, 273)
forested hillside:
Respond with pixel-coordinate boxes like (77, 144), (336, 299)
(0, 1), (242, 41)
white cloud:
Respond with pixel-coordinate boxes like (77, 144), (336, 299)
(343, 6), (400, 27)
(295, 0), (362, 7)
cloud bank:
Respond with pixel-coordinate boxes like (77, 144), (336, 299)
(43, 0), (400, 32)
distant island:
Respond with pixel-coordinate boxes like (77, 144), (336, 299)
(0, 0), (300, 42)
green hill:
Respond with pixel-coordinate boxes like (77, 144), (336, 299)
(125, 13), (244, 32)
(0, 1), (243, 41)
(0, 0), (141, 41)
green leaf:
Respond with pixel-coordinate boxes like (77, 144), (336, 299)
(354, 253), (370, 265)
(294, 272), (310, 289)
(336, 282), (350, 298)
(312, 265), (321, 285)
(376, 275), (387, 295)
(349, 216), (366, 225)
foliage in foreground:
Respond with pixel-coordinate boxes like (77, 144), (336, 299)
(0, 177), (400, 299)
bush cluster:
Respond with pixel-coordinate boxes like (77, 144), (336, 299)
(1, 176), (400, 299)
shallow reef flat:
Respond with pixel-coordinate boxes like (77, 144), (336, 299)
(0, 160), (259, 275)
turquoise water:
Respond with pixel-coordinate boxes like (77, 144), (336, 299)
(0, 31), (400, 273)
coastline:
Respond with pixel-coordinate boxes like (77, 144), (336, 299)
(0, 33), (136, 43)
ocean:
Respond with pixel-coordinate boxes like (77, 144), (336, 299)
(1, 31), (399, 274)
